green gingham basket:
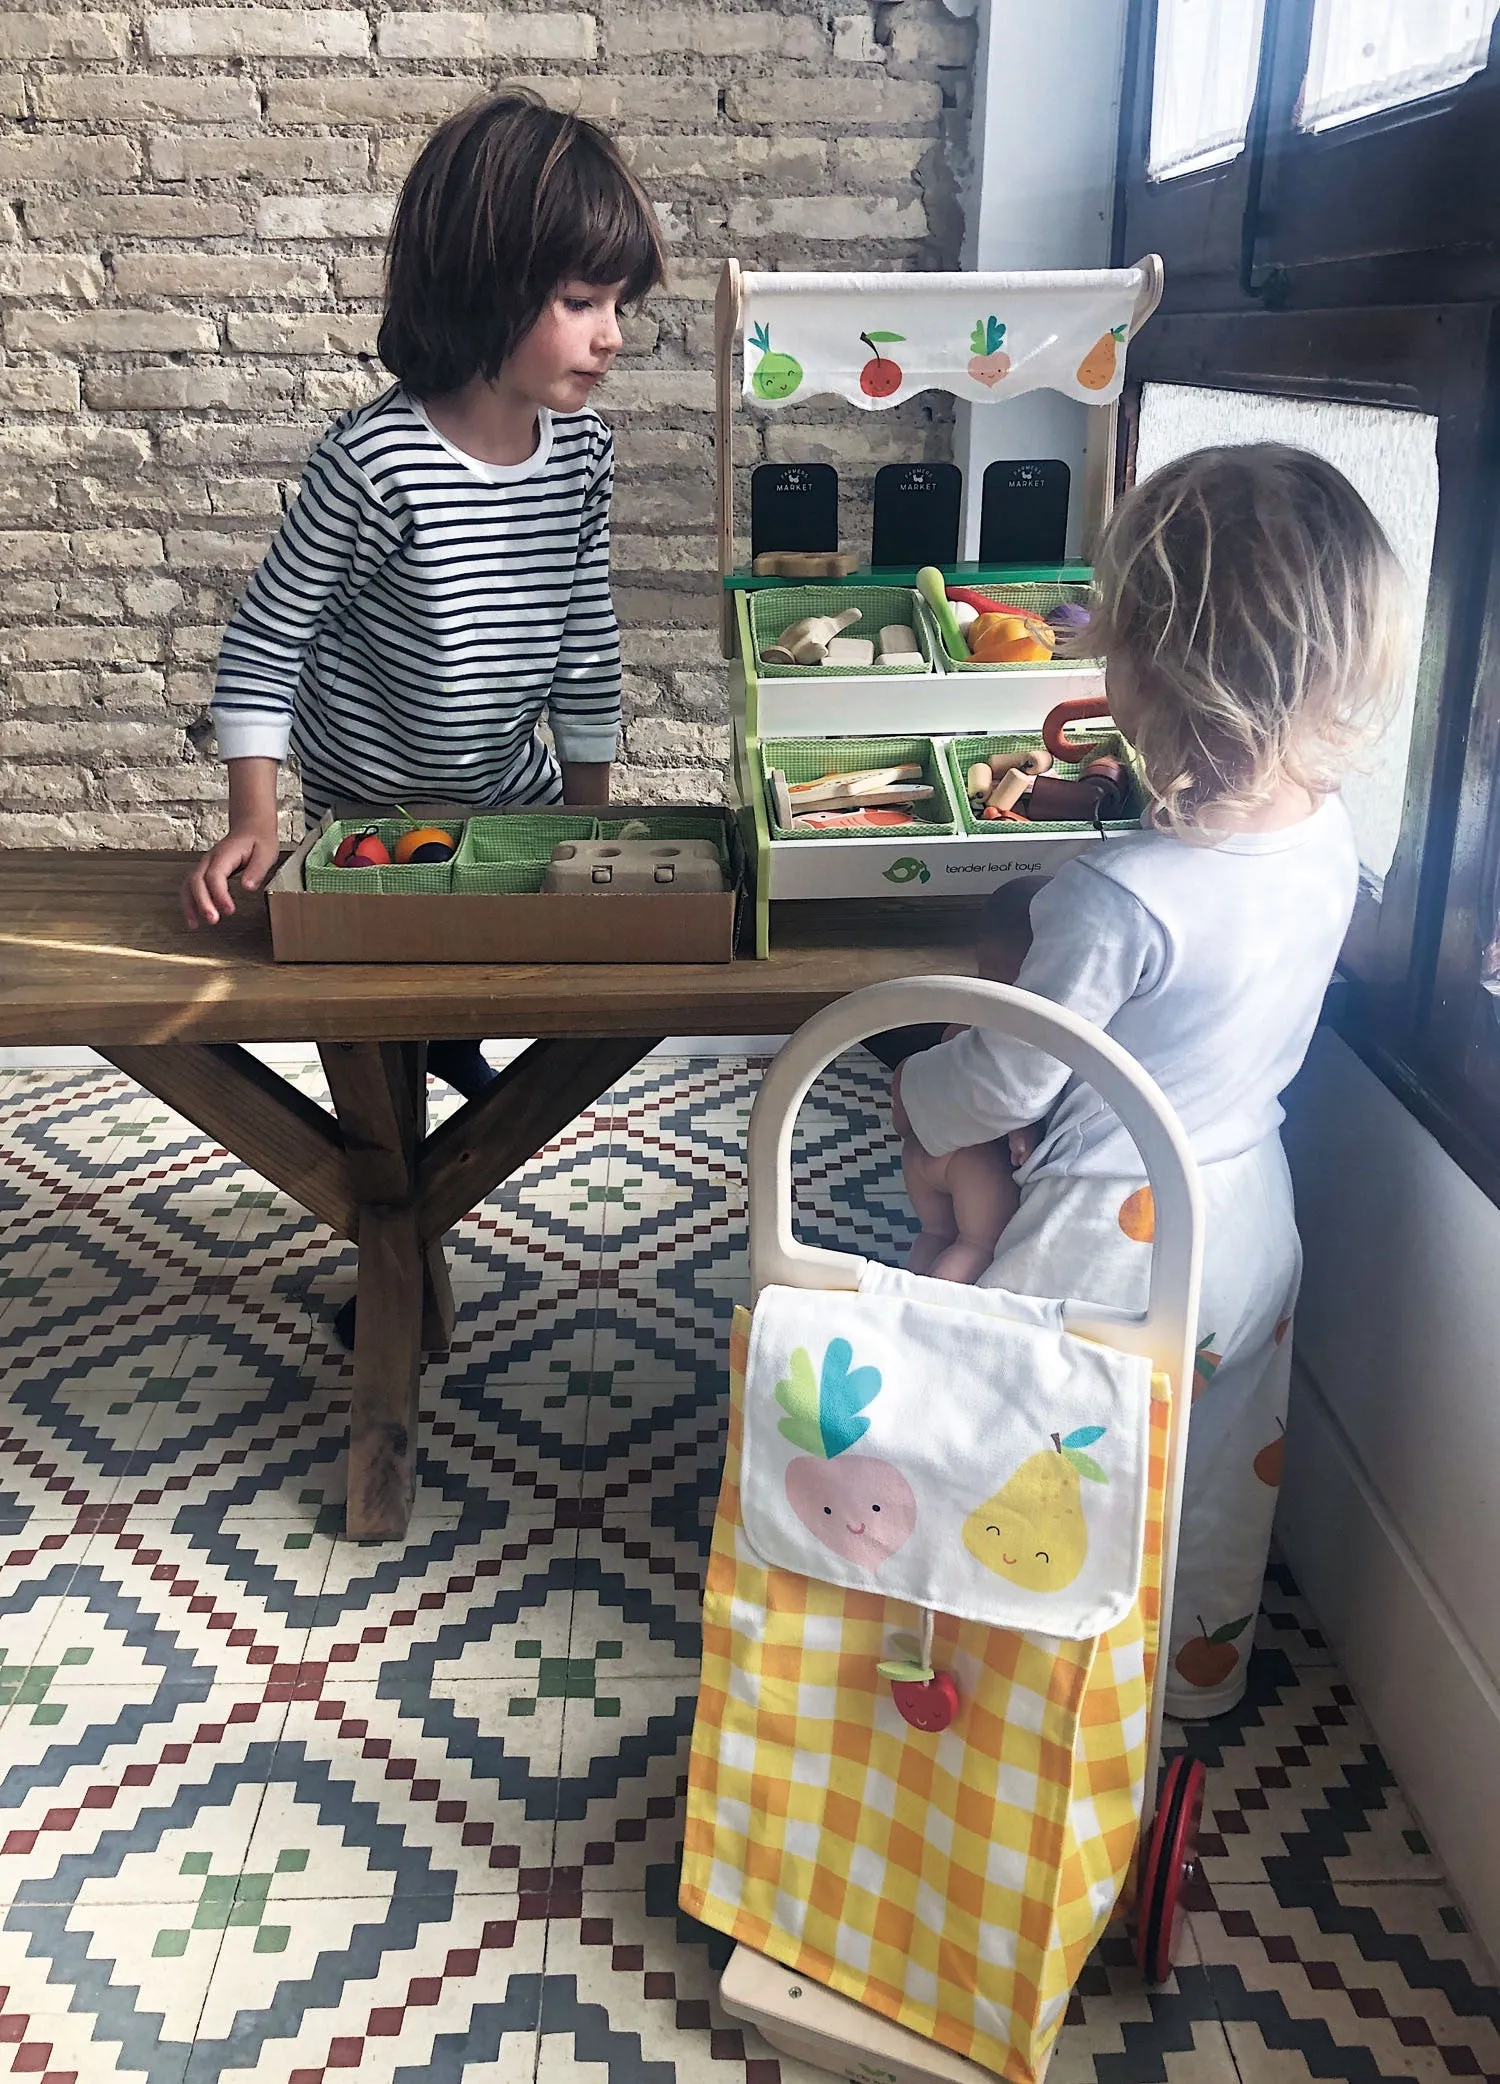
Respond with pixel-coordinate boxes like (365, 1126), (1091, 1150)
(451, 814), (599, 895)
(761, 735), (957, 840)
(748, 585), (934, 678)
(946, 730), (1143, 836)
(304, 818), (465, 894)
(942, 580), (1098, 671)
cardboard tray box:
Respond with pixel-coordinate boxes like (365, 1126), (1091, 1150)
(267, 803), (745, 965)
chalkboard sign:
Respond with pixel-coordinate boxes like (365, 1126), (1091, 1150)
(750, 463), (839, 558)
(871, 462), (962, 570)
(978, 459), (1070, 566)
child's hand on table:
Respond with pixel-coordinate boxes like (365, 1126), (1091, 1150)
(181, 756), (280, 929)
(181, 821), (281, 929)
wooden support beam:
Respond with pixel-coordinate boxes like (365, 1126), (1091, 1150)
(415, 1036), (658, 1245)
(317, 1040), (421, 1203)
(421, 1239), (456, 1355)
(103, 1041), (358, 1241)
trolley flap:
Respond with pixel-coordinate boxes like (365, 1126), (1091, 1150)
(740, 1279), (1160, 1640)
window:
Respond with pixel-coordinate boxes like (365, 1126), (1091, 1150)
(1299, 0), (1500, 133)
(1147, 0), (1266, 177)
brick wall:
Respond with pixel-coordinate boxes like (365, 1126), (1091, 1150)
(0, 1), (975, 846)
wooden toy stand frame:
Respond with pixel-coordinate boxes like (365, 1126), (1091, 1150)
(713, 257), (1164, 959)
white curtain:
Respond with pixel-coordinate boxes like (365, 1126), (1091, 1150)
(1147, 0), (1266, 179)
(1299, 0), (1500, 131)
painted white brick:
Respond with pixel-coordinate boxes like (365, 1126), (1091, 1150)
(256, 196), (394, 240)
(729, 195), (928, 240)
(0, 256), (106, 302)
(8, 310), (220, 353)
(607, 9), (823, 58)
(0, 13), (129, 60)
(37, 75), (259, 122)
(145, 9), (368, 58)
(112, 256), (330, 301)
(377, 12), (596, 61)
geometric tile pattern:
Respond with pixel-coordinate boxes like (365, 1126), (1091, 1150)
(0, 1055), (1495, 2083)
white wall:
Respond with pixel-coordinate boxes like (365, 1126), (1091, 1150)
(1282, 1031), (1500, 1964)
(957, 0), (1129, 556)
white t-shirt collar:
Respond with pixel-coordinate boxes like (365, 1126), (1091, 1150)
(408, 394), (555, 483)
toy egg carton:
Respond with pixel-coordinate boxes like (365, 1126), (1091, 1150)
(714, 257), (1163, 739)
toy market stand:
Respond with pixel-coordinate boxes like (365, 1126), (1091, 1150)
(0, 851), (980, 1538)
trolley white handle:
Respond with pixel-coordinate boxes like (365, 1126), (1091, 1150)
(748, 976), (1202, 1368)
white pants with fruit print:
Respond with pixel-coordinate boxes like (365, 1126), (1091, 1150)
(976, 1131), (1300, 1720)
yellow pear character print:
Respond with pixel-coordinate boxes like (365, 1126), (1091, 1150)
(963, 1426), (1107, 1592)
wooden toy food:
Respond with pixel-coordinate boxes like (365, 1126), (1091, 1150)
(916, 566), (970, 658)
(542, 838), (725, 894)
(877, 624), (922, 665)
(792, 806), (919, 831)
(1042, 692), (1112, 761)
(965, 747), (1053, 805)
(393, 824), (457, 864)
(967, 612), (1056, 665)
(823, 636), (876, 666)
(760, 606), (862, 666)
(751, 551), (859, 579)
(1028, 756), (1130, 822)
(768, 762), (934, 828)
(333, 827), (391, 869)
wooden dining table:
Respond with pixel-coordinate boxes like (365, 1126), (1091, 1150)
(0, 853), (980, 1538)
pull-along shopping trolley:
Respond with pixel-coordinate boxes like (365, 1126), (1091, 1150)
(681, 977), (1207, 2084)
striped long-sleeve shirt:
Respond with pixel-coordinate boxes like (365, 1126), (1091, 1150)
(210, 385), (621, 815)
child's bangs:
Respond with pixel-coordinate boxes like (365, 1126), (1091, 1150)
(544, 137), (665, 305)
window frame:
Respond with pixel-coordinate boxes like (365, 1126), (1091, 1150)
(1121, 0), (1500, 315)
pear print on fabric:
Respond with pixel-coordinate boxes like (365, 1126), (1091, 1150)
(963, 1426), (1108, 1592)
(778, 1340), (917, 1571)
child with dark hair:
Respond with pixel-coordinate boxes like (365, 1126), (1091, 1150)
(182, 90), (666, 1101)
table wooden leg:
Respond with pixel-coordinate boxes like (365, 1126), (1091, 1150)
(348, 1203), (423, 1538)
(421, 1239), (455, 1355)
(317, 1040), (427, 1539)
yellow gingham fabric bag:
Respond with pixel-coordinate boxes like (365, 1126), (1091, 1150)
(681, 1308), (1170, 2083)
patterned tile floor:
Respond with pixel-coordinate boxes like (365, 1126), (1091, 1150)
(0, 1053), (1496, 2084)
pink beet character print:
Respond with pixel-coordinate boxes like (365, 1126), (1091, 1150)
(776, 1339), (917, 1570)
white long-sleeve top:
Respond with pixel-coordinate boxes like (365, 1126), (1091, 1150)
(210, 386), (621, 815)
(900, 797), (1359, 1180)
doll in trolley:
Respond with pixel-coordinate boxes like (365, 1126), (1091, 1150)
(683, 272), (1409, 2079)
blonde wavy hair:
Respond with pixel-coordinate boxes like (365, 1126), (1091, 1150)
(1087, 443), (1409, 834)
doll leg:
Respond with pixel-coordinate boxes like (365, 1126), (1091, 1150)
(902, 1139), (960, 1275)
(927, 1140), (1020, 1284)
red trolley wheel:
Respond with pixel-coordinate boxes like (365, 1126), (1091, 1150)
(1135, 1752), (1206, 1984)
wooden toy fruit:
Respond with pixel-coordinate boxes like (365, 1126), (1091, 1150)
(393, 824), (456, 865)
(968, 612), (1055, 665)
(1077, 323), (1128, 391)
(858, 330), (904, 398)
(889, 1669), (959, 1731)
(333, 826), (390, 869)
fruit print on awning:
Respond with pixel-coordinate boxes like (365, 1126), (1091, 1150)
(739, 266), (1147, 410)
